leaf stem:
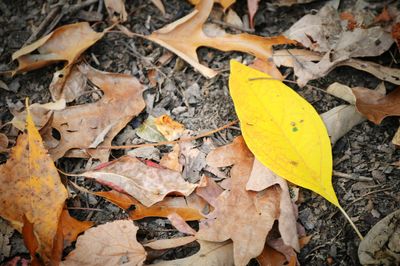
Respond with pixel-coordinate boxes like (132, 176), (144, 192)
(338, 205), (364, 240)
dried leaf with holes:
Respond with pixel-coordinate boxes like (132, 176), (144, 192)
(62, 220), (146, 266)
(41, 64), (145, 162)
(82, 156), (197, 207)
(0, 103), (67, 264)
(144, 0), (294, 78)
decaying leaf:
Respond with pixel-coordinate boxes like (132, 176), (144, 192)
(358, 209), (400, 266)
(167, 213), (197, 235)
(0, 103), (68, 263)
(104, 0), (127, 22)
(96, 190), (205, 221)
(136, 116), (167, 143)
(196, 175), (224, 208)
(284, 4), (394, 86)
(154, 115), (185, 141)
(160, 144), (183, 172)
(249, 58), (283, 80)
(62, 220), (146, 266)
(144, 0), (294, 78)
(82, 156), (197, 207)
(197, 137), (284, 265)
(353, 86), (400, 125)
(41, 64), (145, 161)
(152, 240), (234, 265)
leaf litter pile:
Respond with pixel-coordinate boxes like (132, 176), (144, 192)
(0, 0), (400, 265)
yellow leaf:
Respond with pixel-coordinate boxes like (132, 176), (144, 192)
(0, 99), (68, 263)
(228, 61), (363, 239)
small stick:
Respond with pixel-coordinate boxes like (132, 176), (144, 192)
(338, 205), (364, 240)
(95, 120), (239, 150)
(333, 170), (373, 182)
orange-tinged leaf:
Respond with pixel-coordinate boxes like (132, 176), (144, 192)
(154, 115), (185, 141)
(146, 0), (294, 78)
(0, 101), (68, 263)
(60, 210), (93, 246)
(96, 190), (204, 221)
(12, 22), (105, 74)
(82, 156), (197, 206)
(229, 60), (363, 239)
(61, 220), (146, 265)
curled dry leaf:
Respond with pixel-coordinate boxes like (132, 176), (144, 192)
(82, 156), (197, 207)
(167, 213), (197, 235)
(137, 116), (167, 143)
(284, 4), (394, 86)
(160, 144), (183, 172)
(50, 64), (88, 102)
(145, 0), (294, 78)
(62, 220), (146, 266)
(96, 190), (205, 220)
(353, 86), (400, 125)
(358, 209), (400, 265)
(0, 105), (67, 264)
(152, 240), (233, 265)
(42, 64), (145, 161)
(247, 0), (260, 29)
(154, 115), (185, 141)
(104, 0), (127, 22)
(197, 137), (283, 265)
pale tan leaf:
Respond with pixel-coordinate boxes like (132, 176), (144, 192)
(224, 9), (243, 28)
(167, 213), (196, 235)
(62, 220), (146, 266)
(326, 82), (356, 104)
(160, 144), (183, 172)
(145, 0), (294, 78)
(152, 240), (233, 265)
(144, 236), (196, 250)
(272, 49), (322, 68)
(82, 156), (197, 207)
(196, 175), (223, 208)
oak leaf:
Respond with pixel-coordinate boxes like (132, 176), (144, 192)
(82, 156), (197, 207)
(145, 0), (294, 78)
(60, 210), (93, 247)
(0, 104), (68, 263)
(62, 220), (146, 266)
(42, 64), (145, 161)
(197, 137), (282, 265)
(353, 86), (400, 125)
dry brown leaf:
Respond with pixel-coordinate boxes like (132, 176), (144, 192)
(154, 115), (185, 141)
(257, 244), (286, 266)
(272, 49), (322, 68)
(249, 58), (283, 80)
(0, 133), (8, 151)
(160, 144), (183, 172)
(197, 137), (282, 265)
(167, 213), (196, 235)
(247, 0), (260, 29)
(358, 209), (400, 265)
(82, 156), (197, 207)
(96, 190), (205, 221)
(152, 240), (233, 265)
(104, 0), (127, 22)
(62, 220), (146, 266)
(0, 105), (67, 263)
(353, 86), (400, 125)
(60, 210), (93, 247)
(285, 4), (394, 86)
(145, 0), (294, 78)
(392, 126), (400, 146)
(11, 22), (105, 75)
(144, 236), (196, 250)
(42, 64), (145, 161)
(246, 159), (299, 252)
(196, 175), (223, 208)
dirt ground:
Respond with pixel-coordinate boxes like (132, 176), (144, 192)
(0, 0), (399, 265)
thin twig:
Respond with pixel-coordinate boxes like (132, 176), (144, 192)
(96, 119), (239, 150)
(333, 170), (373, 182)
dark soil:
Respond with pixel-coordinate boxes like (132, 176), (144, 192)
(1, 0), (399, 265)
